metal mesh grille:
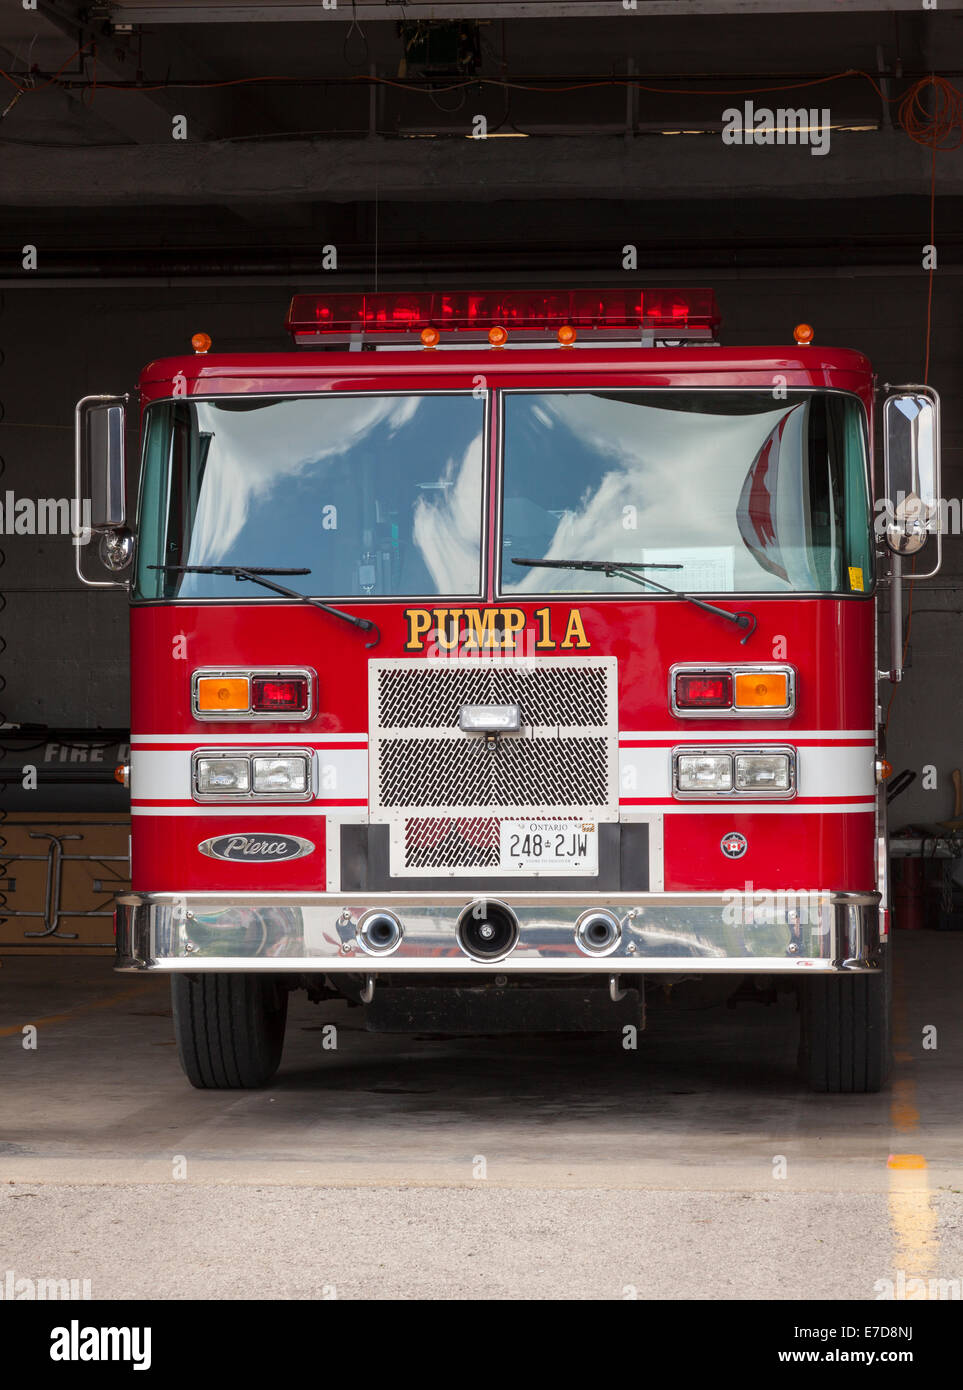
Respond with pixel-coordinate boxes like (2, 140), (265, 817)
(377, 664), (608, 729)
(380, 735), (609, 809)
(405, 816), (500, 869)
(372, 657), (616, 873)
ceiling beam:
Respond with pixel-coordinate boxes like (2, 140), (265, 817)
(108, 1), (963, 20)
(30, 0), (228, 141)
(0, 129), (952, 206)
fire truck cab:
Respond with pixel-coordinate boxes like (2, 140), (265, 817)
(75, 289), (942, 1093)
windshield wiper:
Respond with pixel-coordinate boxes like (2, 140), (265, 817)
(511, 558), (756, 644)
(149, 565), (381, 648)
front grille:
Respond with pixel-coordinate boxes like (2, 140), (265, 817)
(370, 656), (618, 877)
(380, 735), (609, 809)
(377, 664), (609, 729)
(405, 816), (501, 869)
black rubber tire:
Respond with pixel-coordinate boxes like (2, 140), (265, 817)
(799, 950), (891, 1094)
(171, 974), (289, 1089)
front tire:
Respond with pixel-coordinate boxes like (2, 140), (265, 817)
(171, 974), (288, 1089)
(799, 951), (891, 1094)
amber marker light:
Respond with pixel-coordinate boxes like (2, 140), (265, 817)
(793, 322), (814, 345)
(192, 332), (212, 354)
(196, 676), (249, 713)
(420, 326), (440, 349)
(488, 324), (508, 348)
(734, 672), (789, 708)
(558, 324), (577, 347)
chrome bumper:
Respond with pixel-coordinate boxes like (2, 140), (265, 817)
(114, 890), (882, 974)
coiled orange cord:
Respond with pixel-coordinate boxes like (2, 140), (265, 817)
(898, 74), (963, 150)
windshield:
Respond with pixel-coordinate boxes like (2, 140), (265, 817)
(135, 393), (486, 600)
(500, 390), (872, 596)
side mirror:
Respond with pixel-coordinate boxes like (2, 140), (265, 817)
(75, 394), (132, 587)
(86, 403), (127, 528)
(882, 387), (941, 574)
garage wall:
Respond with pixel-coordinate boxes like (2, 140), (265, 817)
(1, 271), (960, 825)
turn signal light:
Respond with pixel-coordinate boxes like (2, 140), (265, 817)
(734, 672), (789, 709)
(675, 673), (733, 709)
(193, 668), (315, 719)
(196, 676), (249, 712)
(672, 664), (794, 717)
(252, 677), (309, 713)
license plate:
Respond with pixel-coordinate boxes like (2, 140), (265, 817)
(498, 819), (598, 874)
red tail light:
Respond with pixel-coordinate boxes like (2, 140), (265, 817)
(674, 673), (733, 709)
(251, 677), (309, 713)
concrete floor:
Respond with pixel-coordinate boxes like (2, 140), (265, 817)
(1, 935), (961, 1300)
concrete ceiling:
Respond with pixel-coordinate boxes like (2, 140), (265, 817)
(1, 1), (960, 281)
(103, 0), (963, 17)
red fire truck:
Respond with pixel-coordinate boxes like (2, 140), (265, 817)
(75, 289), (941, 1093)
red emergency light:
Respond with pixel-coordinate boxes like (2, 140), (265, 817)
(284, 289), (721, 347)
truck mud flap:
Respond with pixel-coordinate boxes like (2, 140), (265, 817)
(362, 983), (643, 1034)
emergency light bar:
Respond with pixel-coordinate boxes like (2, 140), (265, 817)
(284, 289), (721, 348)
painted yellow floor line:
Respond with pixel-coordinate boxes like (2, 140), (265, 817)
(887, 951), (938, 1299)
(0, 981), (159, 1038)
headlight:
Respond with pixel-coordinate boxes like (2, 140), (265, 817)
(458, 703), (522, 733)
(193, 748), (313, 800)
(195, 757), (250, 794)
(677, 754), (732, 792)
(734, 753), (791, 791)
(672, 746), (796, 798)
(253, 756), (309, 794)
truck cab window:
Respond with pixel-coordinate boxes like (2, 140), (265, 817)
(500, 390), (872, 597)
(136, 393), (486, 602)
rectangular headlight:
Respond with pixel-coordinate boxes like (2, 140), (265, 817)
(677, 754), (732, 792)
(734, 753), (791, 791)
(458, 704), (522, 733)
(196, 757), (250, 794)
(253, 756), (309, 793)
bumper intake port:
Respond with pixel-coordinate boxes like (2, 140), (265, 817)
(456, 899), (520, 962)
(357, 910), (404, 956)
(575, 909), (622, 957)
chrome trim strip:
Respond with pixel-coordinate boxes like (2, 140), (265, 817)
(115, 889), (881, 975)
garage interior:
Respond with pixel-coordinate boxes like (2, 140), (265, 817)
(1, 0), (962, 1301)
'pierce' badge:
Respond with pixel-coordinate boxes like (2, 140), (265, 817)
(720, 831), (748, 859)
(198, 834), (314, 863)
